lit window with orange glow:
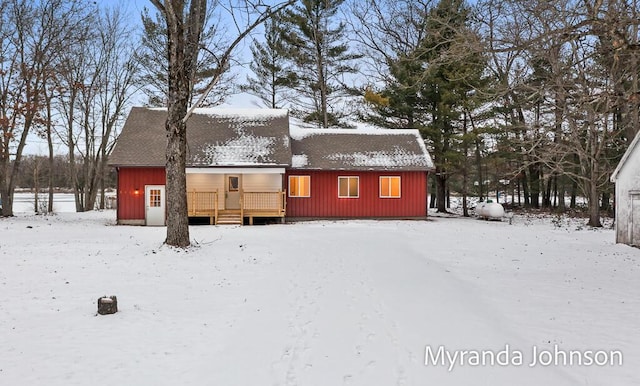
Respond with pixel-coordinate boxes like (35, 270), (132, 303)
(380, 176), (401, 198)
(149, 189), (162, 207)
(338, 176), (359, 198)
(289, 176), (310, 197)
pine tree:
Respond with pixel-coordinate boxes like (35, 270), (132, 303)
(137, 7), (231, 107)
(278, 0), (360, 127)
(362, 0), (486, 213)
(242, 16), (297, 108)
(421, 0), (486, 213)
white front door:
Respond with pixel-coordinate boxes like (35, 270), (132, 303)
(225, 175), (241, 210)
(145, 185), (165, 226)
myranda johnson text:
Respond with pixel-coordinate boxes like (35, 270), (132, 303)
(425, 345), (623, 371)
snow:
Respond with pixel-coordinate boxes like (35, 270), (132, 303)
(291, 154), (308, 168)
(327, 147), (432, 168)
(289, 124), (424, 141)
(198, 135), (277, 165)
(288, 119), (434, 169)
(1, 211), (639, 385)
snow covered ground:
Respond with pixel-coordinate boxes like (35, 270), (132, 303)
(1, 210), (638, 386)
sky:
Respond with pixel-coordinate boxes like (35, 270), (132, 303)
(23, 0), (265, 156)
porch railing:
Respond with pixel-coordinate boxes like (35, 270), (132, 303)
(187, 190), (286, 218)
(187, 190), (218, 217)
(242, 191), (286, 215)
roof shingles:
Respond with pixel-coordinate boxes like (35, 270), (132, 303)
(290, 131), (434, 171)
(109, 107), (291, 167)
(109, 107), (434, 171)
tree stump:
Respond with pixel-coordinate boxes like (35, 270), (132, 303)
(97, 296), (118, 315)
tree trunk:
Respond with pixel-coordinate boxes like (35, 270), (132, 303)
(462, 164), (469, 216)
(67, 105), (83, 213)
(159, 0), (208, 248)
(165, 115), (190, 247)
(522, 170), (530, 206)
(1, 186), (14, 217)
(429, 176), (436, 208)
(474, 137), (483, 200)
(34, 162), (39, 213)
(98, 167), (106, 210)
(557, 176), (565, 212)
(2, 115), (33, 216)
(47, 104), (54, 214)
(543, 174), (552, 208)
(601, 192), (610, 212)
(587, 128), (602, 227)
(435, 171), (447, 213)
(587, 178), (602, 227)
(528, 164), (540, 208)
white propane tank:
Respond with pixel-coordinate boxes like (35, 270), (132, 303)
(475, 200), (505, 220)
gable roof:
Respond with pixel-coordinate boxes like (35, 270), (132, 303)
(108, 107), (291, 167)
(611, 130), (640, 182)
(109, 107), (434, 172)
(289, 125), (434, 171)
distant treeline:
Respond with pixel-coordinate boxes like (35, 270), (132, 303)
(13, 155), (116, 193)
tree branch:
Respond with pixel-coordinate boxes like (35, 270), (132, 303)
(183, 0), (296, 123)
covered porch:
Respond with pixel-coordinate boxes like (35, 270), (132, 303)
(186, 167), (286, 225)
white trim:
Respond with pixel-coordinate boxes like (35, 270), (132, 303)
(631, 195), (640, 245)
(379, 176), (401, 198)
(145, 185), (166, 226)
(186, 167), (285, 174)
(611, 130), (640, 182)
(288, 175), (311, 198)
(338, 176), (359, 198)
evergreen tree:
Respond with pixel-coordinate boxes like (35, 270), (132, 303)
(137, 7), (231, 107)
(278, 0), (360, 127)
(242, 16), (297, 108)
(420, 0), (486, 213)
(363, 0), (486, 212)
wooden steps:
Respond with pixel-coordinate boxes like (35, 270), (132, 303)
(216, 211), (242, 225)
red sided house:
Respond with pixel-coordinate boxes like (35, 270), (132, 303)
(108, 107), (434, 225)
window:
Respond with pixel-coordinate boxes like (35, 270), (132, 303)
(289, 176), (310, 197)
(338, 176), (359, 198)
(228, 176), (239, 191)
(380, 176), (401, 198)
(149, 189), (162, 207)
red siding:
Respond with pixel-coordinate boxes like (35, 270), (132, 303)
(285, 170), (428, 218)
(117, 167), (166, 220)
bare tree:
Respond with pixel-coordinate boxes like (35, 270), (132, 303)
(79, 6), (140, 211)
(477, 0), (639, 226)
(52, 5), (139, 212)
(0, 0), (88, 216)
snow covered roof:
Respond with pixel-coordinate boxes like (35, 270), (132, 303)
(110, 107), (434, 172)
(289, 125), (434, 171)
(109, 107), (292, 167)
